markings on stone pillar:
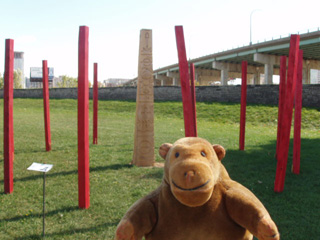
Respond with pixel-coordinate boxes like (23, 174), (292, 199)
(133, 29), (155, 166)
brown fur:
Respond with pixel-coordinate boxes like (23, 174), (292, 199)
(115, 137), (279, 240)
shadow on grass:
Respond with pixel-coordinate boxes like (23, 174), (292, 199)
(96, 143), (132, 147)
(92, 143), (133, 153)
(224, 138), (320, 186)
(141, 170), (164, 180)
(0, 206), (78, 224)
(222, 137), (320, 194)
(223, 138), (320, 239)
(14, 221), (118, 240)
(108, 148), (133, 153)
(0, 164), (133, 184)
(15, 145), (78, 155)
(15, 148), (49, 154)
(14, 141), (80, 155)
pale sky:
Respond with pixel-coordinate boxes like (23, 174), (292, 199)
(0, 0), (319, 82)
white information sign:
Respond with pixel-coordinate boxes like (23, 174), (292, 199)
(30, 67), (43, 78)
(27, 163), (53, 173)
(30, 67), (54, 81)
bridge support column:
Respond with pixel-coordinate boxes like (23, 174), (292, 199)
(212, 62), (229, 85)
(173, 77), (180, 86)
(221, 69), (229, 85)
(264, 64), (274, 84)
(254, 53), (276, 85)
(253, 73), (261, 85)
(303, 68), (308, 84)
(155, 73), (173, 86)
(167, 71), (180, 86)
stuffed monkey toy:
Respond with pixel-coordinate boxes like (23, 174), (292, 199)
(115, 137), (280, 240)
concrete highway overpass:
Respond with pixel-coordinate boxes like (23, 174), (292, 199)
(152, 29), (320, 86)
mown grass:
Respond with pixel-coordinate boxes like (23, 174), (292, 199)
(0, 98), (319, 240)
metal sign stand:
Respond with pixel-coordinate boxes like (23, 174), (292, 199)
(43, 172), (46, 238)
(27, 163), (53, 239)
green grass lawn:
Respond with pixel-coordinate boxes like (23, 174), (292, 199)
(0, 98), (319, 240)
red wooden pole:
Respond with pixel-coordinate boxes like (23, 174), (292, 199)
(42, 60), (52, 151)
(190, 63), (197, 137)
(78, 26), (90, 209)
(292, 50), (303, 174)
(276, 56), (287, 159)
(274, 35), (300, 192)
(4, 39), (14, 194)
(93, 63), (98, 144)
(175, 26), (196, 137)
(239, 61), (248, 151)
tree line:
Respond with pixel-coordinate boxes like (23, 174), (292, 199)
(0, 72), (105, 89)
(0, 69), (24, 89)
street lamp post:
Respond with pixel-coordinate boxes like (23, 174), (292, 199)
(250, 9), (261, 45)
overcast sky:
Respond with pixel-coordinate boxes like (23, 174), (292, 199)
(0, 0), (319, 82)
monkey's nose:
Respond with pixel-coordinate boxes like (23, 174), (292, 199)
(184, 170), (196, 184)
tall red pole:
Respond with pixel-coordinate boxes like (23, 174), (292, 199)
(42, 60), (52, 151)
(78, 26), (90, 209)
(190, 63), (197, 137)
(239, 61), (248, 151)
(274, 35), (300, 192)
(4, 39), (14, 194)
(175, 26), (196, 137)
(276, 56), (287, 159)
(93, 63), (98, 144)
(292, 50), (303, 174)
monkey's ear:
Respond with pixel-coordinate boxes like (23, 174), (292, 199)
(159, 143), (173, 159)
(212, 144), (226, 161)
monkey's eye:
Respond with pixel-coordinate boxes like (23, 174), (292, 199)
(175, 152), (180, 158)
(201, 151), (206, 157)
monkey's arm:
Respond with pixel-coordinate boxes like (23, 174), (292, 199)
(224, 181), (280, 240)
(115, 188), (159, 240)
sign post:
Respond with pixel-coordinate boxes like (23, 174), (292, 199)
(93, 63), (98, 144)
(239, 61), (248, 151)
(175, 26), (197, 137)
(274, 35), (300, 192)
(292, 50), (303, 174)
(276, 56), (287, 158)
(27, 163), (53, 238)
(189, 63), (197, 137)
(4, 39), (15, 194)
(78, 26), (90, 208)
(42, 60), (52, 151)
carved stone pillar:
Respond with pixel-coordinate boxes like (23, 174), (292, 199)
(132, 29), (155, 166)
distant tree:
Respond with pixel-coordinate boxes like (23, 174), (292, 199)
(0, 70), (23, 89)
(0, 73), (3, 89)
(57, 75), (78, 88)
(98, 81), (104, 88)
(89, 81), (101, 88)
(13, 69), (23, 89)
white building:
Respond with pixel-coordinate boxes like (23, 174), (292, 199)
(103, 78), (131, 87)
(14, 52), (25, 88)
